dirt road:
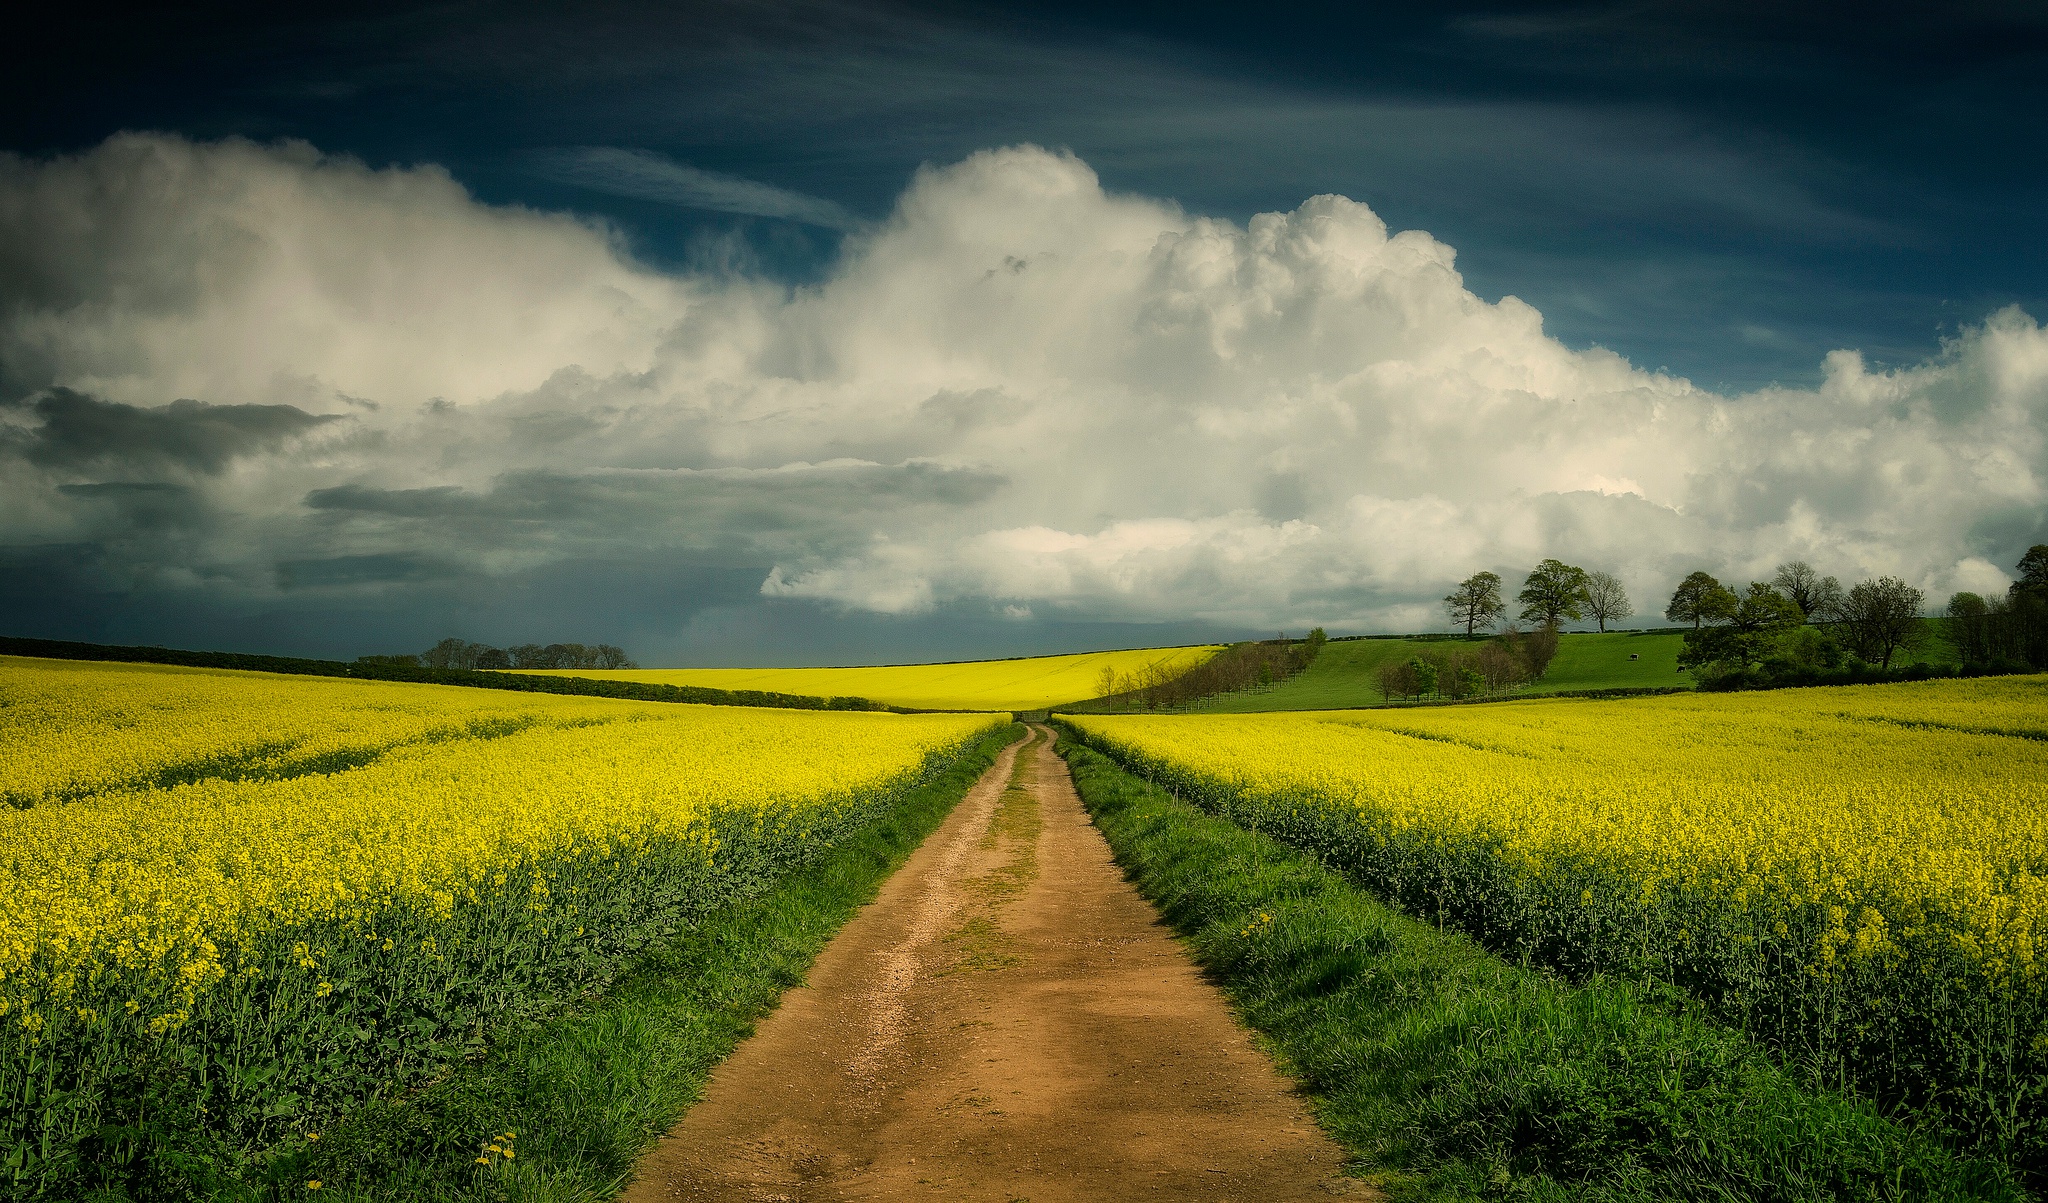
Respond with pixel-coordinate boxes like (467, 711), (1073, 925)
(620, 725), (1367, 1202)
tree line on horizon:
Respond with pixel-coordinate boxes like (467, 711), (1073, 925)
(359, 636), (635, 672)
(1435, 547), (2048, 693)
(1663, 547), (2048, 686)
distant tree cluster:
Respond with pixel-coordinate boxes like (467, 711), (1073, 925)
(1946, 545), (2048, 670)
(1377, 624), (1559, 702)
(1443, 559), (1635, 640)
(1431, 548), (2048, 694)
(360, 638), (635, 672)
(1654, 550), (2048, 688)
(1095, 630), (1326, 710)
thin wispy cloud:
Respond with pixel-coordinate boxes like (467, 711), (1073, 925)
(529, 146), (865, 231)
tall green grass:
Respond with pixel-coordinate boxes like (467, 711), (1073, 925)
(1056, 735), (2024, 1202)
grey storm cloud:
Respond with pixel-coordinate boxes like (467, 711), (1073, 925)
(4, 389), (339, 475)
(0, 132), (2043, 641)
(302, 462), (1006, 556)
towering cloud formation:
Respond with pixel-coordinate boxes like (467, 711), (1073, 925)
(1, 134), (2042, 645)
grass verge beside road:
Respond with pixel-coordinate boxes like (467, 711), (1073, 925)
(1055, 733), (2022, 1202)
(269, 724), (1025, 1202)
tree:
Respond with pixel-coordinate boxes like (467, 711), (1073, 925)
(1520, 622), (1561, 678)
(2015, 545), (2048, 598)
(1837, 577), (1927, 669)
(1946, 592), (1992, 665)
(1582, 572), (1632, 633)
(1805, 575), (1846, 623)
(1772, 561), (1846, 622)
(1377, 659), (1419, 702)
(1665, 571), (1738, 629)
(1475, 641), (1523, 693)
(1677, 583), (1803, 676)
(1443, 571), (1507, 637)
(1518, 559), (1589, 627)
(421, 638), (502, 670)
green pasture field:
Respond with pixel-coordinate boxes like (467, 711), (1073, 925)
(1181, 620), (1960, 713)
(1188, 631), (1687, 712)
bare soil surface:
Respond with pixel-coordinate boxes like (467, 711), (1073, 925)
(620, 725), (1371, 1203)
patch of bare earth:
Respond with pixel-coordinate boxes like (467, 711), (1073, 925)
(620, 726), (1373, 1202)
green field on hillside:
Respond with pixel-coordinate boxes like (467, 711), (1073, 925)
(1180, 620), (1960, 713)
(1184, 631), (1686, 712)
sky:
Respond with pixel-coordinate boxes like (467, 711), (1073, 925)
(2, 1), (2045, 665)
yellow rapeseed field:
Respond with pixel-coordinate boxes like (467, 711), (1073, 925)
(1065, 676), (2048, 1137)
(510, 645), (1221, 711)
(0, 656), (1004, 1193)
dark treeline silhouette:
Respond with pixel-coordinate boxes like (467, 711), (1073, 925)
(1094, 630), (1326, 711)
(361, 637), (634, 671)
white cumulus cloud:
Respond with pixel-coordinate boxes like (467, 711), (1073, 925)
(2, 133), (2043, 637)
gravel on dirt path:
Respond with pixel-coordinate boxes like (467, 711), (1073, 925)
(618, 725), (1371, 1202)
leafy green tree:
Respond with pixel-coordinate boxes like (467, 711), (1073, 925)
(1665, 571), (1738, 629)
(1443, 571), (1507, 637)
(1409, 656), (1439, 697)
(1678, 583), (1804, 676)
(1518, 559), (1589, 627)
(1582, 571), (1632, 632)
(1837, 577), (1927, 669)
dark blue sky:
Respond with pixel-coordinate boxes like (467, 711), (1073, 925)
(11, 0), (2044, 394)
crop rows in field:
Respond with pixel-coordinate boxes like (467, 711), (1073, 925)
(1065, 677), (2048, 1175)
(0, 656), (1003, 1199)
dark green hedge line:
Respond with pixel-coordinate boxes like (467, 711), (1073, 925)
(1695, 658), (2031, 692)
(1055, 735), (2024, 1202)
(0, 636), (895, 712)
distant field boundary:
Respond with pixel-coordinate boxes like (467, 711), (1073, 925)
(1056, 682), (1694, 715)
(0, 636), (904, 713)
(1329, 627), (1694, 642)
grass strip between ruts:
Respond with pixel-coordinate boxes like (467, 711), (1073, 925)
(1053, 732), (2026, 1203)
(250, 723), (1026, 1203)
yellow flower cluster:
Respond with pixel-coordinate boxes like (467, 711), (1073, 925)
(510, 645), (1222, 711)
(0, 657), (1001, 1031)
(1068, 677), (2048, 983)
